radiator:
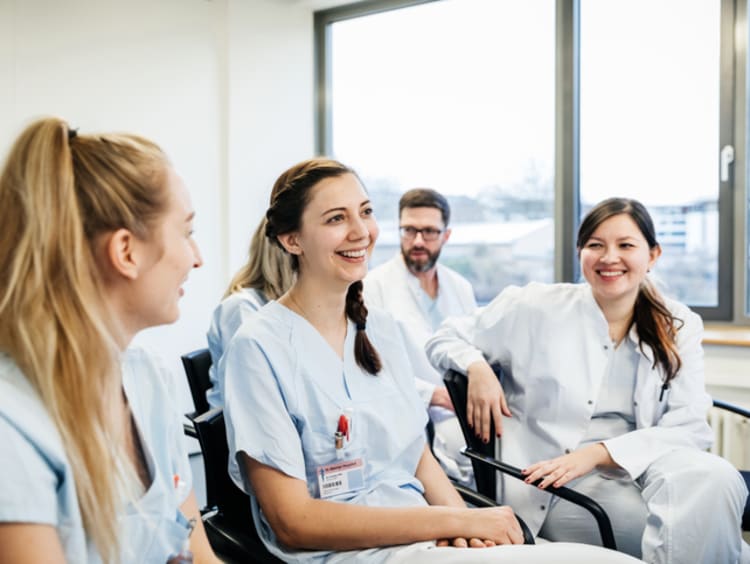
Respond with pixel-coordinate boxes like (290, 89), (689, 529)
(708, 407), (750, 468)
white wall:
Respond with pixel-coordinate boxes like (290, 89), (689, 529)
(705, 345), (750, 407)
(226, 0), (316, 273)
(0, 0), (317, 410)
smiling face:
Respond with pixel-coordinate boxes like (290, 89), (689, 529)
(282, 172), (378, 290)
(132, 168), (203, 328)
(399, 206), (450, 274)
(579, 212), (661, 311)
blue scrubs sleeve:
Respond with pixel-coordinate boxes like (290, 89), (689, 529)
(223, 333), (306, 491)
(0, 416), (59, 524)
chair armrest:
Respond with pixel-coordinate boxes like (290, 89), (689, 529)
(713, 399), (750, 419)
(454, 483), (496, 508)
(461, 448), (617, 550)
(183, 422), (198, 439)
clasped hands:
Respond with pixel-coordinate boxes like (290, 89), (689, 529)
(437, 506), (524, 548)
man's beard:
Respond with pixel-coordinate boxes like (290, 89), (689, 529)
(402, 245), (440, 274)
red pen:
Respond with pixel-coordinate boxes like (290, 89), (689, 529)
(337, 414), (349, 441)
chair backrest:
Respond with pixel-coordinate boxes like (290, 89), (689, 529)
(181, 348), (213, 417)
(444, 367), (499, 499)
(193, 407), (249, 518)
(193, 407), (283, 562)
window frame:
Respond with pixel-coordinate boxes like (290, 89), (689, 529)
(315, 0), (749, 323)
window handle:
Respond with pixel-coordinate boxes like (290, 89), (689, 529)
(720, 144), (735, 182)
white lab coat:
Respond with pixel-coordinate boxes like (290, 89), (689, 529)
(364, 254), (477, 380)
(426, 281), (716, 534)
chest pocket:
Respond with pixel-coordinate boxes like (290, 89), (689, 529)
(302, 418), (367, 499)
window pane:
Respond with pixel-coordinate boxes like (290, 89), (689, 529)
(329, 0), (555, 303)
(580, 0), (721, 307)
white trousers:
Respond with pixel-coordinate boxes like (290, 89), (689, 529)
(432, 415), (475, 488)
(385, 540), (642, 563)
(538, 448), (748, 564)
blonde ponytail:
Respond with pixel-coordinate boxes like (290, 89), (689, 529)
(0, 118), (169, 562)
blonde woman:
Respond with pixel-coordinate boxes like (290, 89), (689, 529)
(206, 217), (294, 408)
(0, 118), (220, 563)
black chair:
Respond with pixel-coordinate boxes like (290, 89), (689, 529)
(712, 398), (750, 531)
(181, 348), (213, 419)
(193, 407), (283, 563)
(444, 368), (617, 550)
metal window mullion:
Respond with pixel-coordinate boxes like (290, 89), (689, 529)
(732, 0), (750, 323)
(555, 0), (580, 283)
(695, 0), (737, 321)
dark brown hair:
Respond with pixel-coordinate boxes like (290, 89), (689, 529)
(265, 157), (381, 375)
(577, 197), (684, 387)
(399, 187), (451, 226)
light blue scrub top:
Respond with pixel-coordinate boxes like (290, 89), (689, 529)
(0, 347), (193, 563)
(223, 302), (429, 563)
(206, 287), (268, 408)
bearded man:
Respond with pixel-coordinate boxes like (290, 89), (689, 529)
(364, 188), (477, 486)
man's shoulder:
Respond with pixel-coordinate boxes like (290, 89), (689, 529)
(436, 263), (474, 294)
(365, 254), (403, 282)
(437, 262), (469, 282)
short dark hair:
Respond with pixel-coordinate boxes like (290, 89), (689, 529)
(399, 188), (450, 226)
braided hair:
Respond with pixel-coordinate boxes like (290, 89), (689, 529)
(264, 158), (381, 375)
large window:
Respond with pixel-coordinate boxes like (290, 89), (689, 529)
(320, 0), (556, 304)
(580, 0), (722, 308)
(317, 0), (748, 320)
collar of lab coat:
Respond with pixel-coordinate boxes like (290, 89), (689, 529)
(580, 283), (655, 365)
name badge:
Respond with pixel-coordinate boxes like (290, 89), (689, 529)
(316, 457), (365, 499)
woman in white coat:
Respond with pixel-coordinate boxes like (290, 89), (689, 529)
(427, 197), (749, 563)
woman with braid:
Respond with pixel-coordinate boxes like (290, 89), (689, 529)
(427, 197), (749, 563)
(222, 159), (639, 563)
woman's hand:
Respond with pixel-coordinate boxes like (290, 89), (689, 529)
(436, 537), (496, 548)
(466, 361), (510, 443)
(463, 505), (524, 546)
(435, 506), (523, 547)
(522, 443), (615, 489)
(430, 386), (455, 412)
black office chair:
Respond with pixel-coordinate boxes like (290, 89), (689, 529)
(712, 398), (750, 531)
(444, 368), (617, 550)
(193, 407), (283, 563)
(181, 348), (213, 419)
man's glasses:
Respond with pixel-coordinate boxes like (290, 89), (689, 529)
(399, 226), (443, 241)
